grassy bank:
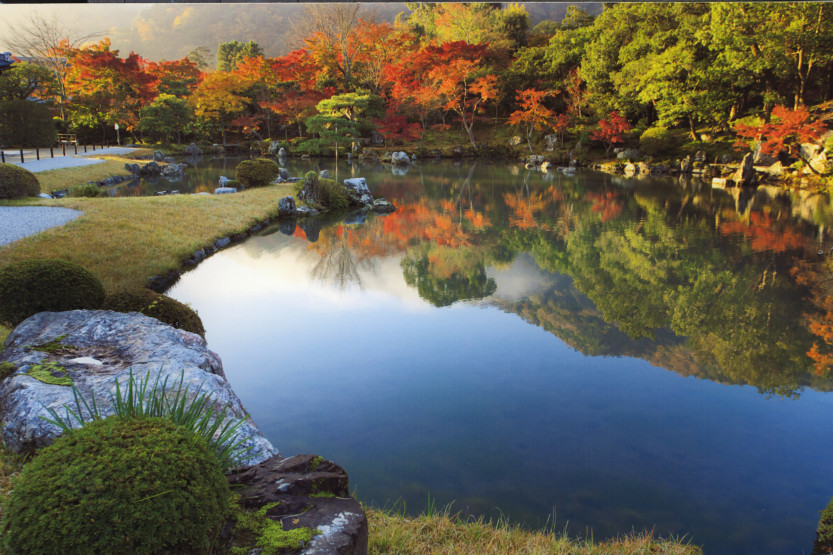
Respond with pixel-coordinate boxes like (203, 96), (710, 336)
(34, 149), (154, 194)
(366, 506), (701, 554)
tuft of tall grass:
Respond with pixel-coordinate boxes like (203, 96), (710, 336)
(365, 502), (702, 555)
(42, 370), (251, 472)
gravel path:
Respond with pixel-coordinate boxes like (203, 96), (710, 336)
(3, 147), (140, 173)
(0, 206), (83, 247)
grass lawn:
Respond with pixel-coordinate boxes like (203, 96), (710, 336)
(34, 149), (155, 194)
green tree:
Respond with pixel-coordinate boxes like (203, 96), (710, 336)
(216, 40), (263, 72)
(139, 94), (192, 144)
(561, 5), (595, 30)
(0, 61), (58, 101)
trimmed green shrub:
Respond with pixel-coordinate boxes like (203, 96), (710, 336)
(1, 416), (230, 554)
(68, 182), (101, 198)
(103, 288), (205, 338)
(225, 179), (242, 189)
(298, 172), (348, 210)
(639, 127), (681, 158)
(0, 260), (105, 326)
(0, 163), (40, 199)
(236, 158), (279, 188)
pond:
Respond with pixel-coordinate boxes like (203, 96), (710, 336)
(166, 160), (833, 554)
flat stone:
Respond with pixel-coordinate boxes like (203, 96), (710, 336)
(215, 187), (237, 194)
(228, 454), (368, 555)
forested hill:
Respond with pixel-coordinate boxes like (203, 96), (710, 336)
(107, 3), (600, 63)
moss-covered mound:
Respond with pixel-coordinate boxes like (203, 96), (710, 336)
(1, 416), (230, 554)
(236, 158), (279, 188)
(639, 127), (682, 158)
(0, 259), (105, 326)
(103, 288), (205, 338)
(297, 171), (348, 210)
(0, 163), (41, 199)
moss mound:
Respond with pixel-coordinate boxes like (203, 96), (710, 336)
(0, 259), (105, 326)
(103, 288), (205, 338)
(298, 171), (348, 210)
(1, 416), (229, 554)
(639, 127), (682, 158)
(236, 158), (279, 188)
(0, 163), (41, 199)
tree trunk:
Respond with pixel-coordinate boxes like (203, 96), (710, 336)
(527, 126), (534, 154)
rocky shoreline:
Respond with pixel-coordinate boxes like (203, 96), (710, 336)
(0, 309), (368, 554)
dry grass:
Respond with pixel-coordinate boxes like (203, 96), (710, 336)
(0, 184), (293, 293)
(366, 506), (702, 555)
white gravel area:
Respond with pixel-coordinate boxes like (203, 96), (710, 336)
(0, 206), (83, 247)
(3, 147), (140, 173)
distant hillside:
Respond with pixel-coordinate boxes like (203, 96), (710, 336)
(106, 3), (602, 62)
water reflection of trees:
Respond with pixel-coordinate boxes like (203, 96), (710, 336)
(293, 164), (833, 395)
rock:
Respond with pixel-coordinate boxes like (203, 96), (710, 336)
(278, 196), (296, 217)
(319, 169), (329, 179)
(452, 145), (464, 157)
(268, 141), (281, 155)
(371, 130), (385, 145)
(733, 152), (757, 187)
(211, 144), (225, 155)
(526, 155), (544, 165)
(720, 154), (733, 164)
(138, 161), (162, 176)
(541, 161), (553, 170)
(372, 198), (397, 213)
(557, 166), (575, 175)
(807, 148), (830, 174)
(650, 164), (670, 175)
(219, 176), (230, 187)
(215, 237), (231, 248)
(694, 150), (707, 163)
(767, 160), (785, 176)
(301, 154), (311, 160)
(294, 206), (319, 218)
(616, 149), (640, 160)
(228, 454), (368, 555)
(164, 156), (176, 164)
(701, 164), (714, 179)
(544, 135), (559, 151)
(623, 162), (638, 175)
(0, 310), (278, 465)
(381, 151), (393, 163)
(184, 143), (203, 156)
(215, 187), (237, 194)
(279, 168), (290, 180)
(124, 163), (140, 175)
(679, 155), (692, 173)
(279, 221), (296, 236)
(37, 193), (53, 199)
(391, 151), (410, 165)
(524, 163), (535, 170)
(154, 189), (180, 196)
(343, 178), (372, 207)
(509, 136), (522, 146)
(278, 147), (288, 158)
(712, 177), (733, 188)
(161, 163), (186, 178)
(153, 150), (165, 162)
(753, 141), (778, 166)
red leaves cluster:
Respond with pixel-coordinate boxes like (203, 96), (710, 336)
(590, 111), (631, 152)
(735, 105), (827, 157)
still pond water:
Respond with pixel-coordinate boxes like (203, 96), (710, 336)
(165, 159), (833, 554)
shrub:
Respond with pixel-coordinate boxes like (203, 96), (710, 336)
(236, 158), (279, 188)
(1, 416), (230, 554)
(0, 260), (105, 326)
(225, 179), (242, 189)
(0, 163), (41, 199)
(639, 127), (683, 158)
(298, 172), (348, 210)
(103, 288), (205, 338)
(816, 497), (833, 553)
(68, 182), (101, 198)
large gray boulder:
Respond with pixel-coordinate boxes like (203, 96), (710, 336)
(153, 150), (166, 162)
(184, 143), (203, 156)
(391, 151), (410, 166)
(279, 196), (296, 217)
(0, 310), (279, 466)
(343, 177), (373, 206)
(733, 152), (757, 187)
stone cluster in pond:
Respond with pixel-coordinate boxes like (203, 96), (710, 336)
(124, 160), (187, 179)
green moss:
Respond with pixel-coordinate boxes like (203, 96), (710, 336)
(29, 334), (74, 354)
(257, 523), (315, 554)
(103, 288), (205, 338)
(0, 361), (16, 380)
(310, 492), (335, 498)
(26, 361), (72, 386)
(310, 455), (324, 471)
(232, 499), (317, 554)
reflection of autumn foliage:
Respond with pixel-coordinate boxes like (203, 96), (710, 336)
(720, 212), (807, 253)
(587, 191), (624, 223)
(807, 296), (833, 375)
(503, 191), (548, 230)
